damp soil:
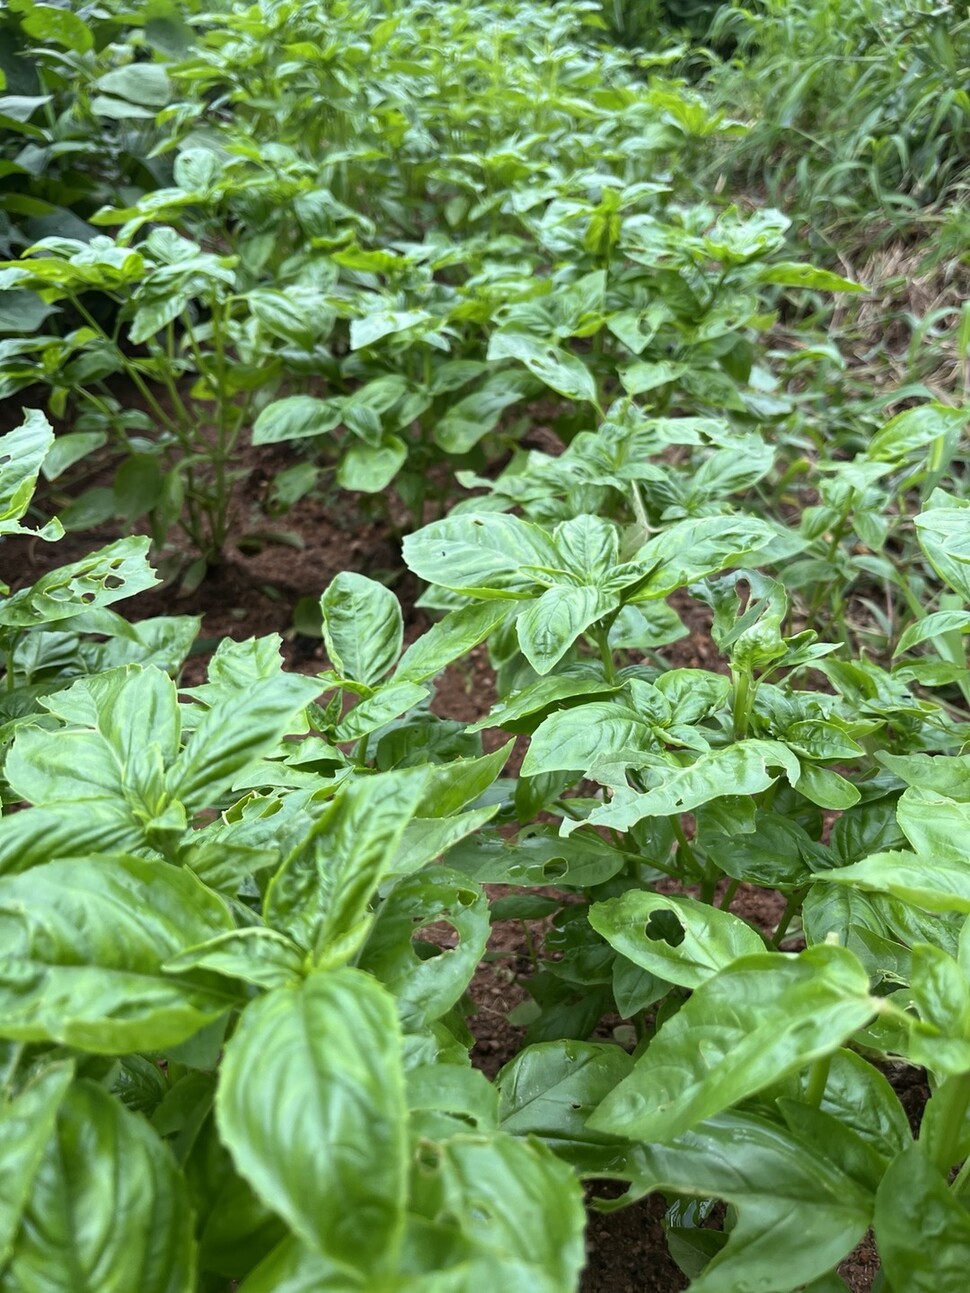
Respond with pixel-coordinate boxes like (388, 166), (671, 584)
(5, 435), (925, 1293)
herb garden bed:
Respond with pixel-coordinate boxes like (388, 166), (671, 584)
(1, 1), (968, 1290)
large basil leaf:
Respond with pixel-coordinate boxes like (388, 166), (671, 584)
(589, 945), (875, 1142)
(0, 1063), (73, 1265)
(3, 1080), (195, 1293)
(612, 1111), (871, 1293)
(0, 855), (238, 1051)
(217, 970), (407, 1281)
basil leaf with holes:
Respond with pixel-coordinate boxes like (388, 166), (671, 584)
(589, 945), (875, 1143)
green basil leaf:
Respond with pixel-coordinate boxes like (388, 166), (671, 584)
(613, 1111), (870, 1293)
(824, 850), (970, 913)
(321, 571), (402, 686)
(589, 891), (765, 988)
(406, 1133), (586, 1292)
(395, 601), (515, 683)
(0, 1062), (73, 1265)
(874, 1144), (970, 1292)
(252, 396), (343, 445)
(589, 945), (874, 1143)
(496, 1040), (633, 1172)
(169, 674), (320, 810)
(516, 585), (616, 674)
(403, 513), (562, 598)
(5, 1079), (194, 1293)
(0, 855), (237, 1051)
(217, 970), (407, 1280)
(487, 331), (597, 404)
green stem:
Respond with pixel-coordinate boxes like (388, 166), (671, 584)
(718, 877), (741, 910)
(772, 888), (806, 947)
(0, 1041), (23, 1097)
(68, 295), (179, 437)
(592, 624), (617, 683)
(805, 1054), (832, 1109)
(950, 1152), (970, 1196)
(669, 815), (705, 883)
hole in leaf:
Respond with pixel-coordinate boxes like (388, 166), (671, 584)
(542, 859), (568, 880)
(644, 908), (686, 948)
(412, 920), (460, 959)
(103, 574), (125, 590)
(0, 454), (11, 466)
(416, 1145), (441, 1172)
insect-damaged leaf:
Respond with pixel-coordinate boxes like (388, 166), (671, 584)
(589, 891), (765, 989)
(589, 944), (875, 1143)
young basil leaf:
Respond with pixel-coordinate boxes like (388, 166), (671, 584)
(516, 585), (617, 674)
(163, 928), (307, 991)
(0, 408), (62, 538)
(388, 806), (501, 881)
(320, 571), (403, 686)
(265, 769), (425, 965)
(487, 331), (598, 404)
(395, 600), (515, 683)
(168, 673), (320, 811)
(217, 970), (407, 1281)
